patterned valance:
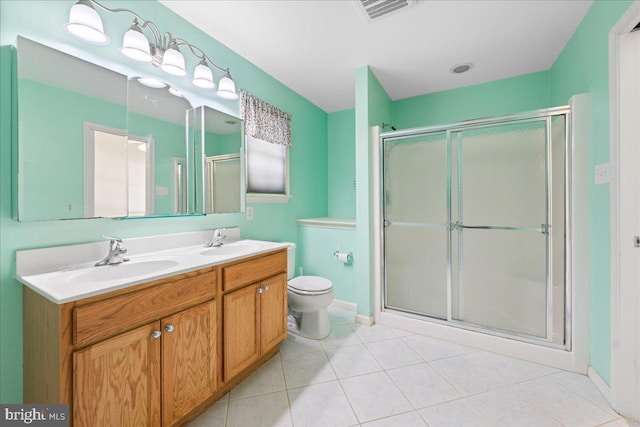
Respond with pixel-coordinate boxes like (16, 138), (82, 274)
(240, 90), (292, 148)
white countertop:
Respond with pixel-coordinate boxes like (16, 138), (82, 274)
(16, 230), (289, 304)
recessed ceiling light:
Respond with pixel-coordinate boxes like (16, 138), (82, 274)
(450, 63), (473, 74)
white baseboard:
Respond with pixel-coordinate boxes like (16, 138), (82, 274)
(331, 299), (357, 312)
(355, 314), (374, 326)
(330, 300), (373, 325)
(588, 366), (612, 403)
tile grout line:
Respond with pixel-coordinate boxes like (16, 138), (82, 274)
(321, 326), (364, 426)
(277, 352), (295, 427)
(194, 321), (622, 427)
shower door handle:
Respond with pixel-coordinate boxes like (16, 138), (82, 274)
(457, 224), (493, 230)
(457, 224), (548, 233)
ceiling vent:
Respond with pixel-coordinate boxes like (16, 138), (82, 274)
(354, 0), (416, 22)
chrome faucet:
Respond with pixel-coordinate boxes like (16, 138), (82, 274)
(95, 235), (129, 266)
(205, 228), (227, 248)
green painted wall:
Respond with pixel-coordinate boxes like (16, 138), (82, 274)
(355, 66), (391, 316)
(0, 0), (327, 403)
(549, 0), (634, 385)
(18, 78), (127, 220)
(206, 132), (242, 157)
(298, 226), (356, 303)
(328, 109), (356, 219)
(128, 111), (188, 215)
(392, 70), (551, 129)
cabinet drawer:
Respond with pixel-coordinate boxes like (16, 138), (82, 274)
(74, 270), (216, 348)
(223, 251), (286, 292)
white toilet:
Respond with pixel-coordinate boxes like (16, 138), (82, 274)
(286, 243), (334, 339)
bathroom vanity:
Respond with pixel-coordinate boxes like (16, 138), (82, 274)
(18, 232), (288, 427)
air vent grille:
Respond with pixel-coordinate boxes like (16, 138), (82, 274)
(355, 0), (416, 22)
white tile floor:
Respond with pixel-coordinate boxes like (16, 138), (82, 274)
(189, 307), (631, 427)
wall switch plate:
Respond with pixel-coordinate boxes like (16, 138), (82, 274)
(246, 206), (254, 221)
(595, 162), (610, 185)
(155, 186), (169, 196)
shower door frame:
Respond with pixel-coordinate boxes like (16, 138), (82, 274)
(379, 106), (572, 350)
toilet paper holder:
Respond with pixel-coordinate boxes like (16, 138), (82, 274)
(333, 251), (353, 263)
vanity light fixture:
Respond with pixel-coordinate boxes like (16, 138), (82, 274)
(64, 0), (239, 100)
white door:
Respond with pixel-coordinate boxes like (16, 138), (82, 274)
(617, 26), (640, 420)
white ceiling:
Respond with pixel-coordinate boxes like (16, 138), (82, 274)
(159, 0), (593, 113)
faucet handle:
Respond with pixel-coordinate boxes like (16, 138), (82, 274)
(101, 235), (125, 251)
(101, 234), (123, 243)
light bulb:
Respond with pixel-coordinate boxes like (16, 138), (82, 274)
(192, 61), (215, 89)
(64, 0), (110, 45)
(168, 87), (184, 98)
(137, 77), (166, 89)
(217, 72), (238, 100)
(120, 22), (152, 63)
(160, 44), (187, 76)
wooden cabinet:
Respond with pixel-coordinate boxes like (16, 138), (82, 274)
(24, 267), (217, 427)
(73, 300), (217, 427)
(162, 301), (216, 427)
(259, 274), (288, 355)
(73, 322), (162, 427)
(223, 283), (260, 380)
(223, 274), (287, 380)
(222, 251), (287, 383)
(24, 248), (288, 426)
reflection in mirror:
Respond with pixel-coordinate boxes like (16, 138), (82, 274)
(17, 37), (241, 220)
(206, 155), (241, 213)
(189, 106), (245, 214)
(127, 77), (195, 216)
(17, 37), (127, 221)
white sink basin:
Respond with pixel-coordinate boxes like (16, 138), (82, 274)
(66, 258), (181, 283)
(197, 240), (268, 257)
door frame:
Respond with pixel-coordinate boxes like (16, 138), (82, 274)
(609, 1), (640, 419)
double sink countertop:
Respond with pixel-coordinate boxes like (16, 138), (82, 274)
(16, 228), (288, 304)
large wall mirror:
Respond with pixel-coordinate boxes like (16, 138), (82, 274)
(190, 105), (245, 214)
(16, 36), (244, 221)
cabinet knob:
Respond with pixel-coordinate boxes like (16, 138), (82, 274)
(165, 324), (175, 333)
(263, 285), (269, 291)
(257, 287), (263, 294)
(151, 330), (161, 339)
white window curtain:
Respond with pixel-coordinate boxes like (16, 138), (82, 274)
(241, 91), (291, 197)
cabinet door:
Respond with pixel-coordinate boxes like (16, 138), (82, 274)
(162, 301), (216, 427)
(223, 284), (260, 381)
(260, 273), (288, 354)
(74, 322), (161, 427)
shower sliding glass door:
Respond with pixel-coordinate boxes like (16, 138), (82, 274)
(382, 108), (569, 347)
(384, 132), (449, 319)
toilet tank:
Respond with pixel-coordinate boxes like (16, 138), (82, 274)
(286, 243), (296, 280)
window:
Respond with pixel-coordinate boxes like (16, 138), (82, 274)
(246, 135), (287, 195)
(241, 91), (292, 203)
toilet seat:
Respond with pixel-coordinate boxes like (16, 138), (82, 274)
(288, 276), (333, 296)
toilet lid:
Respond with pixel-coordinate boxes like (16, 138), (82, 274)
(288, 276), (333, 293)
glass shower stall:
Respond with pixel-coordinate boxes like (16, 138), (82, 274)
(381, 106), (571, 348)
